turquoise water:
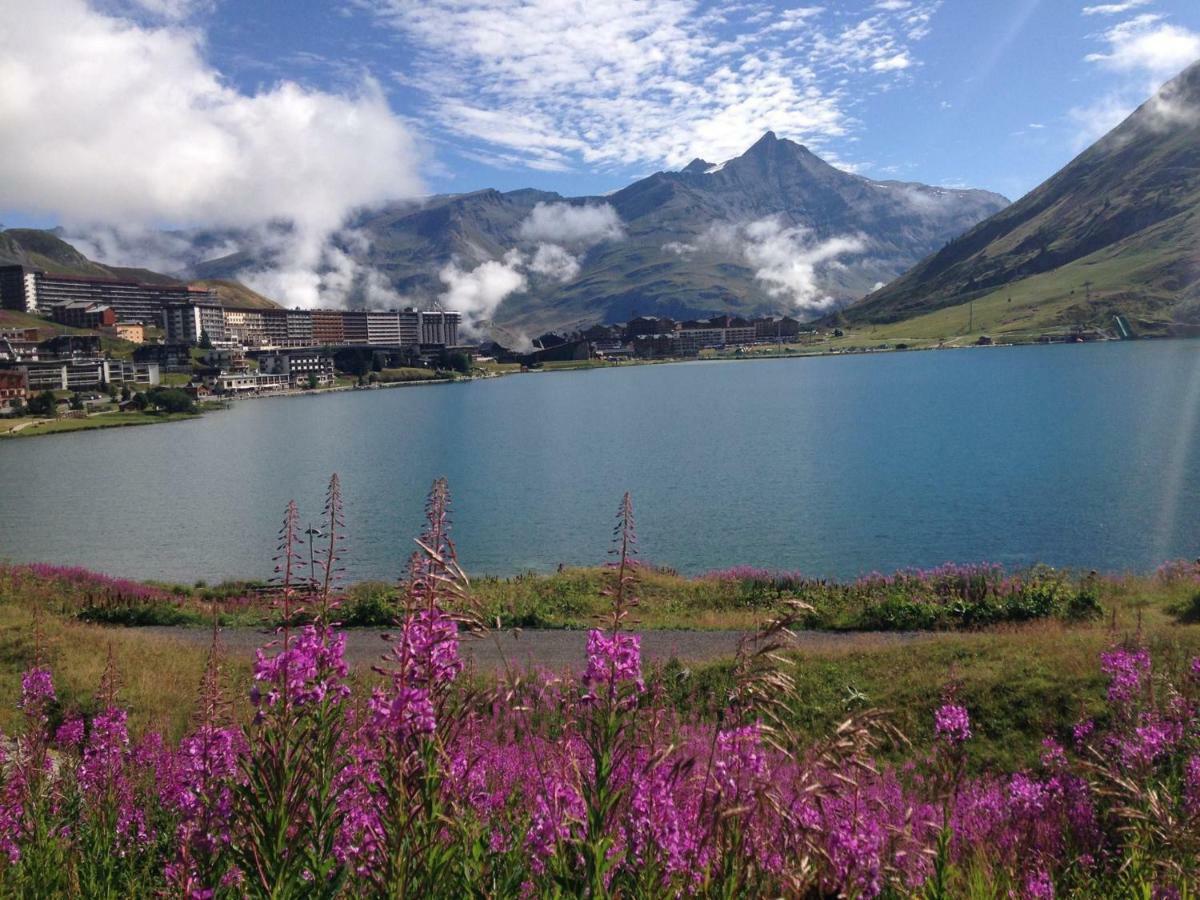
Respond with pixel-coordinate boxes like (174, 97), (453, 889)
(2, 340), (1199, 583)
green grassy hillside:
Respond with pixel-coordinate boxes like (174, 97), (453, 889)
(838, 60), (1200, 336)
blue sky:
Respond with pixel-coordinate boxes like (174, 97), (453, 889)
(1, 0), (1198, 306)
(194, 0), (1200, 201)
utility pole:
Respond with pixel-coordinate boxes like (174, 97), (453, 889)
(1082, 281), (1094, 304)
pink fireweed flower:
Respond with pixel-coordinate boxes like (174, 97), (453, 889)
(368, 686), (436, 740)
(78, 706), (130, 798)
(1025, 869), (1055, 899)
(934, 703), (972, 745)
(390, 608), (463, 687)
(712, 724), (768, 799)
(582, 629), (644, 697)
(1099, 646), (1150, 707)
(1184, 755), (1200, 816)
(251, 626), (350, 709)
(1117, 714), (1184, 769)
(19, 667), (55, 712)
(525, 775), (584, 874)
(164, 723), (247, 889)
(54, 716), (85, 749)
(1040, 737), (1067, 771)
(0, 740), (21, 863)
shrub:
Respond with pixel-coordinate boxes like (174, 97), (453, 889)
(1176, 590), (1200, 625)
(25, 390), (57, 417)
(145, 387), (195, 414)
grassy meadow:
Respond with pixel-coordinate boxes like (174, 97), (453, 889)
(3, 558), (1198, 773)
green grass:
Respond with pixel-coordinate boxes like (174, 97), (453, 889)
(538, 359), (618, 371)
(0, 599), (220, 739)
(839, 215), (1197, 345)
(0, 410), (199, 439)
(670, 619), (1200, 772)
(3, 561), (1197, 769)
(377, 367), (440, 383)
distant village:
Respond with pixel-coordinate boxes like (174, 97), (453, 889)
(0, 263), (819, 414)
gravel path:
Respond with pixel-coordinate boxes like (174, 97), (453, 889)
(140, 626), (929, 673)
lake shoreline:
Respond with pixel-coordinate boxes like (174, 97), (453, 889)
(3, 339), (1197, 582)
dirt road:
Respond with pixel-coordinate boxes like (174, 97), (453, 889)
(141, 626), (929, 673)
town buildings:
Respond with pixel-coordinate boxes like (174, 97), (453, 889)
(0, 265), (218, 324)
(214, 372), (290, 393)
(2, 334), (159, 392)
(257, 349), (335, 387)
(162, 300), (227, 345)
(0, 368), (28, 409)
(51, 301), (116, 330)
(100, 322), (146, 344)
(161, 303), (463, 352)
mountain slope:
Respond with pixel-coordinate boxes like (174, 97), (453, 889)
(180, 136), (1006, 333)
(522, 133), (1006, 330)
(838, 61), (1200, 334)
(187, 279), (281, 310)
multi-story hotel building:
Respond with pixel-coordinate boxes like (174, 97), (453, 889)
(0, 265), (217, 323)
(311, 310), (346, 345)
(162, 300), (228, 345)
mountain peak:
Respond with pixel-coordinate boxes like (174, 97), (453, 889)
(682, 157), (714, 174)
(749, 130), (778, 151)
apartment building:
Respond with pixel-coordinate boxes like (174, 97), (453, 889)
(419, 309), (460, 346)
(257, 350), (335, 386)
(365, 310), (402, 345)
(99, 322), (146, 344)
(0, 266), (41, 314)
(312, 309), (346, 345)
(214, 372), (290, 393)
(0, 265), (217, 323)
(0, 369), (28, 408)
(163, 300), (228, 345)
(676, 323), (727, 354)
(51, 301), (117, 330)
(223, 308), (267, 346)
(340, 310), (369, 344)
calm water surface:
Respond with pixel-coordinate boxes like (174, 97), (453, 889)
(2, 341), (1199, 583)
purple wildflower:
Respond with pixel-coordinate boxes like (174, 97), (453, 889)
(55, 716), (85, 749)
(1025, 868), (1055, 899)
(582, 629), (644, 697)
(1100, 646), (1150, 707)
(19, 667), (55, 712)
(251, 626), (350, 709)
(934, 703), (972, 745)
(368, 686), (436, 740)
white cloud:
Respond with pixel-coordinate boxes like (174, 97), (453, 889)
(665, 216), (865, 312)
(1071, 8), (1200, 150)
(1070, 92), (1136, 147)
(1085, 14), (1200, 75)
(359, 0), (940, 171)
(1082, 0), (1150, 16)
(0, 0), (424, 308)
(438, 251), (528, 335)
(740, 218), (866, 311)
(527, 243), (581, 282)
(871, 52), (911, 71)
(518, 202), (625, 245)
(124, 0), (214, 20)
